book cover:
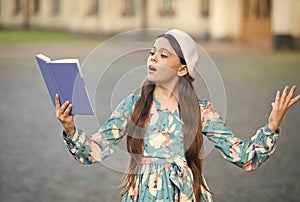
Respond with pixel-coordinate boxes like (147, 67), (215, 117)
(35, 54), (94, 115)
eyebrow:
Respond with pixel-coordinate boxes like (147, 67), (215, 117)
(151, 47), (172, 54)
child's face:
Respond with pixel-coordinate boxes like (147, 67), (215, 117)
(146, 37), (186, 85)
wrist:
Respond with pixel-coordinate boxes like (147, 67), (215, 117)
(268, 123), (279, 132)
(64, 124), (75, 137)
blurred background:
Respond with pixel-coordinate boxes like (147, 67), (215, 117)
(1, 0), (300, 50)
(0, 0), (299, 201)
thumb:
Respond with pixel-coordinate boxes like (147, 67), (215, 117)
(271, 102), (274, 107)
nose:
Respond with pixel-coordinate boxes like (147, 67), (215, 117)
(150, 53), (157, 62)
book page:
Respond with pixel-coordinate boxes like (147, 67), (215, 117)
(51, 59), (79, 64)
(36, 54), (51, 63)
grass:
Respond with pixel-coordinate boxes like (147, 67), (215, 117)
(0, 29), (99, 44)
(0, 29), (70, 43)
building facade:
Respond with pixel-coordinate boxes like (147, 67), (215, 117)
(0, 0), (299, 50)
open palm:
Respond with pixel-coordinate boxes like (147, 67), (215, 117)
(268, 85), (300, 131)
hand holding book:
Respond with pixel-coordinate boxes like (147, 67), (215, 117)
(55, 94), (75, 136)
(35, 54), (94, 115)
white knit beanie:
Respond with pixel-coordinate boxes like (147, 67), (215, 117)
(165, 29), (198, 76)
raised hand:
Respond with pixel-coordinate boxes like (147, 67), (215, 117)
(55, 94), (75, 136)
(268, 85), (300, 131)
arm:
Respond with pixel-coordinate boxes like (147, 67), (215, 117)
(200, 99), (279, 171)
(56, 94), (136, 165)
(200, 86), (299, 171)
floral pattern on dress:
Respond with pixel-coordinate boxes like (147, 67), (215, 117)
(63, 95), (280, 201)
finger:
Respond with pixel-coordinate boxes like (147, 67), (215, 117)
(60, 101), (70, 112)
(288, 94), (300, 108)
(57, 102), (71, 120)
(280, 86), (289, 104)
(55, 94), (61, 111)
(64, 103), (72, 115)
(274, 90), (280, 107)
(285, 85), (296, 105)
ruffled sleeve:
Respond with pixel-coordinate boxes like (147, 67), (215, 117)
(199, 99), (280, 171)
(63, 94), (138, 164)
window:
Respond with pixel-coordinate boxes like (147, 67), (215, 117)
(255, 0), (272, 19)
(122, 0), (135, 16)
(33, 0), (40, 15)
(265, 0), (271, 18)
(255, 0), (261, 18)
(244, 0), (271, 19)
(87, 0), (99, 16)
(160, 0), (175, 16)
(13, 0), (22, 15)
(52, 0), (61, 16)
(244, 0), (250, 18)
(201, 0), (209, 17)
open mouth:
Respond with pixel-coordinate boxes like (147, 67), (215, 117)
(148, 65), (157, 72)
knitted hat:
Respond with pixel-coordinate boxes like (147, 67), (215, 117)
(165, 29), (198, 76)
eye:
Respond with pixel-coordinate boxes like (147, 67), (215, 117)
(161, 54), (168, 58)
(149, 51), (155, 56)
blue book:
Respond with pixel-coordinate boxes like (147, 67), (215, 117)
(35, 54), (94, 115)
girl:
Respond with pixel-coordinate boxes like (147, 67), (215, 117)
(56, 29), (300, 202)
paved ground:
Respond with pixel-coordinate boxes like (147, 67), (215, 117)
(0, 40), (299, 202)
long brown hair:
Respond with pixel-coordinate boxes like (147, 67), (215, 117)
(121, 35), (208, 201)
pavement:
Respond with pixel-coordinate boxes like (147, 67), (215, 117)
(0, 40), (299, 202)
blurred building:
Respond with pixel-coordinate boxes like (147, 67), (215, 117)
(0, 0), (299, 50)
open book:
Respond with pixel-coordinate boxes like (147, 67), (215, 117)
(35, 54), (94, 115)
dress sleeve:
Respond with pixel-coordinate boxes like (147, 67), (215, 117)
(200, 99), (280, 171)
(62, 94), (137, 165)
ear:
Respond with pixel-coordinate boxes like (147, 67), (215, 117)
(177, 65), (188, 77)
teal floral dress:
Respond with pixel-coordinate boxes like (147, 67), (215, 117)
(63, 94), (280, 202)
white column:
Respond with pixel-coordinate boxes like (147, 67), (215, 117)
(209, 0), (227, 39)
(272, 0), (293, 34)
(209, 0), (241, 39)
(272, 0), (300, 50)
